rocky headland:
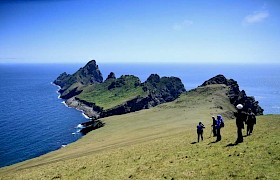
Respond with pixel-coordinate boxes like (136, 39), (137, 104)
(200, 74), (264, 115)
(54, 60), (186, 133)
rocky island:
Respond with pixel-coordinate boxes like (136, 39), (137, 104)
(54, 60), (263, 134)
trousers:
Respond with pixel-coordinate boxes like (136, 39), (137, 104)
(236, 127), (243, 143)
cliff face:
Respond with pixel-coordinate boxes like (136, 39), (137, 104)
(144, 74), (186, 104)
(101, 74), (186, 118)
(200, 74), (264, 115)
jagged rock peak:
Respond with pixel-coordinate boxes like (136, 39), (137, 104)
(53, 59), (104, 99)
(201, 74), (228, 86)
(85, 59), (97, 66)
(77, 59), (103, 84)
(105, 72), (116, 81)
(146, 74), (160, 83)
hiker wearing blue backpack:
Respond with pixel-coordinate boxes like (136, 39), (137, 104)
(215, 115), (224, 142)
(197, 122), (205, 142)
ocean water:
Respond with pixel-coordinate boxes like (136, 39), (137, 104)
(0, 63), (279, 168)
(0, 64), (86, 168)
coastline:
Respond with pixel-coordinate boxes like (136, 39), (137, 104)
(64, 97), (100, 119)
(51, 81), (105, 135)
(51, 82), (96, 119)
(51, 82), (62, 99)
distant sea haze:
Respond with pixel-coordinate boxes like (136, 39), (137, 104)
(0, 63), (279, 168)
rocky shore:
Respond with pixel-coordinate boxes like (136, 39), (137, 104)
(65, 97), (100, 118)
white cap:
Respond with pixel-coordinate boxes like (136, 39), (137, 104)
(236, 104), (243, 110)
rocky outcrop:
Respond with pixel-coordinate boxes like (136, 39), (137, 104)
(105, 72), (116, 81)
(80, 119), (104, 135)
(200, 74), (264, 115)
(144, 74), (186, 103)
(54, 60), (103, 98)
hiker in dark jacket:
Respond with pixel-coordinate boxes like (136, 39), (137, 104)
(215, 115), (223, 142)
(197, 122), (205, 142)
(211, 116), (217, 137)
(246, 108), (256, 135)
(234, 104), (247, 144)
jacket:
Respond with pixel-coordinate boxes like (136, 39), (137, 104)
(234, 111), (247, 129)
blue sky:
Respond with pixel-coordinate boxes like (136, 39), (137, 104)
(0, 0), (279, 64)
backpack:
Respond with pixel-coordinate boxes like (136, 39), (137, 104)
(218, 115), (224, 128)
(248, 112), (256, 124)
(220, 120), (224, 128)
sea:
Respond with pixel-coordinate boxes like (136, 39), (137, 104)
(0, 63), (279, 168)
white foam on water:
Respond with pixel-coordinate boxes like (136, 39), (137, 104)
(82, 112), (90, 119)
(61, 101), (71, 108)
(51, 82), (62, 99)
(61, 145), (67, 148)
(76, 124), (84, 129)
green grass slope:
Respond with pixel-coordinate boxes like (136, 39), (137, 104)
(77, 75), (147, 110)
(1, 85), (279, 179)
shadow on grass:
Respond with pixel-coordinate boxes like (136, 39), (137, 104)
(191, 141), (197, 144)
(208, 140), (220, 144)
(226, 142), (241, 147)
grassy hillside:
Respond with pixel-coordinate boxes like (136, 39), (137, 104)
(1, 84), (279, 179)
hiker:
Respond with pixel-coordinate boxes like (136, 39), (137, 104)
(211, 116), (217, 137)
(246, 108), (256, 135)
(234, 104), (247, 144)
(215, 115), (223, 142)
(197, 122), (205, 142)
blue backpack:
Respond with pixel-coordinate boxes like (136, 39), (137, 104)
(218, 115), (224, 128)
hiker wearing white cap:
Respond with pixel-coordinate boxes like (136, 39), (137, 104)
(234, 104), (247, 144)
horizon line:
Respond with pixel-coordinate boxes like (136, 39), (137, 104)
(0, 61), (280, 65)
